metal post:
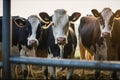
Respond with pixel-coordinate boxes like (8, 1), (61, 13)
(2, 0), (11, 79)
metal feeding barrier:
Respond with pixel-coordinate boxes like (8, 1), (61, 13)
(1, 0), (120, 79)
(10, 56), (120, 71)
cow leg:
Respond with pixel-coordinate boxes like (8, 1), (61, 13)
(49, 66), (56, 79)
(26, 47), (37, 78)
(42, 66), (48, 80)
(118, 72), (120, 80)
(94, 54), (101, 79)
(36, 49), (48, 80)
(79, 41), (86, 60)
(66, 67), (73, 80)
(20, 47), (28, 79)
(48, 53), (56, 79)
(79, 41), (86, 79)
(111, 71), (117, 80)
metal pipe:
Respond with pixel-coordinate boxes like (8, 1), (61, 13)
(2, 0), (11, 79)
(0, 62), (3, 68)
(10, 57), (120, 71)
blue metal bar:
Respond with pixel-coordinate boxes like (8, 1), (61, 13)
(0, 62), (3, 68)
(10, 57), (120, 71)
(2, 0), (11, 79)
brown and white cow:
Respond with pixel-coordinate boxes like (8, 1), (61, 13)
(91, 8), (120, 79)
(78, 8), (120, 79)
(39, 9), (81, 80)
(107, 17), (120, 80)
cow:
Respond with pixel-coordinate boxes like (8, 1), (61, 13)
(14, 15), (49, 79)
(78, 16), (108, 79)
(91, 8), (120, 80)
(0, 16), (28, 78)
(39, 9), (81, 80)
(107, 17), (120, 80)
(78, 7), (120, 79)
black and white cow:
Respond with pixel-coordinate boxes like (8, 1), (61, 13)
(0, 16), (28, 78)
(14, 15), (46, 79)
(39, 9), (81, 79)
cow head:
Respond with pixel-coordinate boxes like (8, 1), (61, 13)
(91, 8), (120, 38)
(14, 15), (42, 47)
(39, 9), (81, 46)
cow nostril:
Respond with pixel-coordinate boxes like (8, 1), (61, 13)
(63, 38), (65, 41)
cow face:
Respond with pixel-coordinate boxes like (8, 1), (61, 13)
(39, 9), (80, 46)
(14, 15), (41, 47)
(92, 8), (120, 38)
(27, 15), (41, 46)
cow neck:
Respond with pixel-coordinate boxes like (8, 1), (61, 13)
(38, 27), (43, 41)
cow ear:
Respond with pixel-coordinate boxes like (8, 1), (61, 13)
(69, 12), (81, 22)
(114, 10), (120, 18)
(39, 12), (51, 24)
(91, 9), (100, 17)
(14, 18), (26, 28)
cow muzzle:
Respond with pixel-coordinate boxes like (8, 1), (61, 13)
(101, 32), (111, 38)
(57, 37), (66, 45)
(28, 40), (38, 46)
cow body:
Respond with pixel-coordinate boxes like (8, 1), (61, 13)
(79, 8), (120, 79)
(78, 16), (108, 78)
(0, 16), (28, 78)
(78, 16), (108, 60)
(39, 9), (81, 79)
(107, 18), (120, 80)
(91, 8), (120, 79)
(14, 15), (48, 79)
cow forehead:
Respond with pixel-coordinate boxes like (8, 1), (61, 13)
(101, 8), (113, 20)
(52, 10), (69, 26)
(54, 9), (66, 15)
(28, 15), (40, 23)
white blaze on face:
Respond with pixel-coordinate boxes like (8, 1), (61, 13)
(52, 9), (69, 44)
(27, 15), (40, 46)
(100, 8), (113, 37)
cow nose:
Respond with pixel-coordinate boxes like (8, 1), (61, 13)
(102, 32), (110, 37)
(57, 37), (66, 45)
(29, 40), (37, 46)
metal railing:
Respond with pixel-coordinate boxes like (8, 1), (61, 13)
(10, 56), (120, 71)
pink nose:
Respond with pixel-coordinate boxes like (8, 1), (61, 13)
(29, 40), (37, 46)
(57, 37), (66, 45)
(102, 32), (110, 37)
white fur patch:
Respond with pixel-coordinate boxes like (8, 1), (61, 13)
(52, 9), (69, 44)
(100, 8), (113, 37)
(27, 15), (40, 46)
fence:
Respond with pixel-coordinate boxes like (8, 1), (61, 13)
(1, 0), (120, 79)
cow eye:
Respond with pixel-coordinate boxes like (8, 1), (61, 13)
(99, 19), (104, 25)
(52, 23), (56, 27)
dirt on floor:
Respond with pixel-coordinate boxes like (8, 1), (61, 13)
(11, 65), (112, 80)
